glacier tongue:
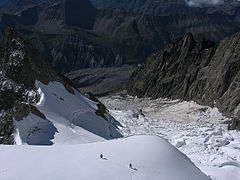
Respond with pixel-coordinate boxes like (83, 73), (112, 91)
(100, 95), (240, 180)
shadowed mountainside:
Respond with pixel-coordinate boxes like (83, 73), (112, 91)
(124, 32), (240, 130)
(0, 0), (240, 74)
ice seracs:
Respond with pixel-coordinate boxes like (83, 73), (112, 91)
(100, 95), (240, 180)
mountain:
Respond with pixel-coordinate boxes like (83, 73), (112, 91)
(90, 0), (189, 15)
(66, 65), (136, 96)
(0, 0), (107, 73)
(90, 0), (240, 15)
(123, 32), (240, 130)
(35, 0), (97, 32)
(0, 0), (239, 74)
(0, 0), (240, 95)
(0, 27), (122, 145)
(0, 0), (39, 14)
(93, 6), (240, 60)
(0, 0), (46, 11)
(0, 0), (97, 33)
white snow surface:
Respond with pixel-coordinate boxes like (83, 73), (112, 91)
(2, 91), (240, 180)
(13, 81), (122, 145)
(100, 95), (240, 180)
(0, 135), (210, 180)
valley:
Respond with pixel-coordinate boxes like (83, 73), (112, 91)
(65, 65), (136, 96)
(100, 95), (240, 180)
(0, 1), (240, 180)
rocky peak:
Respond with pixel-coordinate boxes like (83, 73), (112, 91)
(124, 32), (240, 129)
(0, 27), (61, 89)
(0, 27), (69, 144)
(181, 32), (195, 48)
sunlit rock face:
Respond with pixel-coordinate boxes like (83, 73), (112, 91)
(124, 32), (240, 129)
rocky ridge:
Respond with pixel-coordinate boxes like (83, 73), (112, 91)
(0, 27), (73, 144)
(124, 32), (240, 130)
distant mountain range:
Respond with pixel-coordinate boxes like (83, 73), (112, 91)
(0, 0), (46, 14)
(0, 0), (240, 75)
(90, 0), (240, 14)
(0, 0), (240, 99)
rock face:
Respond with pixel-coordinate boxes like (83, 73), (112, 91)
(92, 5), (240, 66)
(124, 32), (240, 130)
(37, 32), (112, 73)
(66, 65), (136, 96)
(0, 27), (122, 144)
(0, 27), (73, 144)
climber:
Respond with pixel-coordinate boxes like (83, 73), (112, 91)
(129, 163), (132, 169)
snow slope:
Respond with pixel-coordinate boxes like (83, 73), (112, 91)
(13, 81), (122, 145)
(100, 95), (240, 180)
(0, 135), (210, 180)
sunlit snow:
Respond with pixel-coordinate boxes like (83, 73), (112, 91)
(13, 81), (122, 145)
(0, 135), (210, 180)
(100, 95), (240, 180)
(1, 83), (239, 180)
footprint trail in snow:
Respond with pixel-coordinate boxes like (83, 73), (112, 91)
(100, 95), (240, 180)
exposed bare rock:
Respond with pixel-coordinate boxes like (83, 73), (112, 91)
(124, 32), (240, 130)
(66, 65), (136, 96)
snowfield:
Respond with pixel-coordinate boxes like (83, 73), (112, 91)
(0, 135), (209, 180)
(1, 88), (240, 180)
(14, 81), (122, 145)
(100, 95), (240, 180)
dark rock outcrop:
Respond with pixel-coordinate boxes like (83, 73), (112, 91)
(124, 32), (240, 130)
(0, 28), (66, 142)
(0, 27), (65, 87)
(0, 27), (73, 144)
